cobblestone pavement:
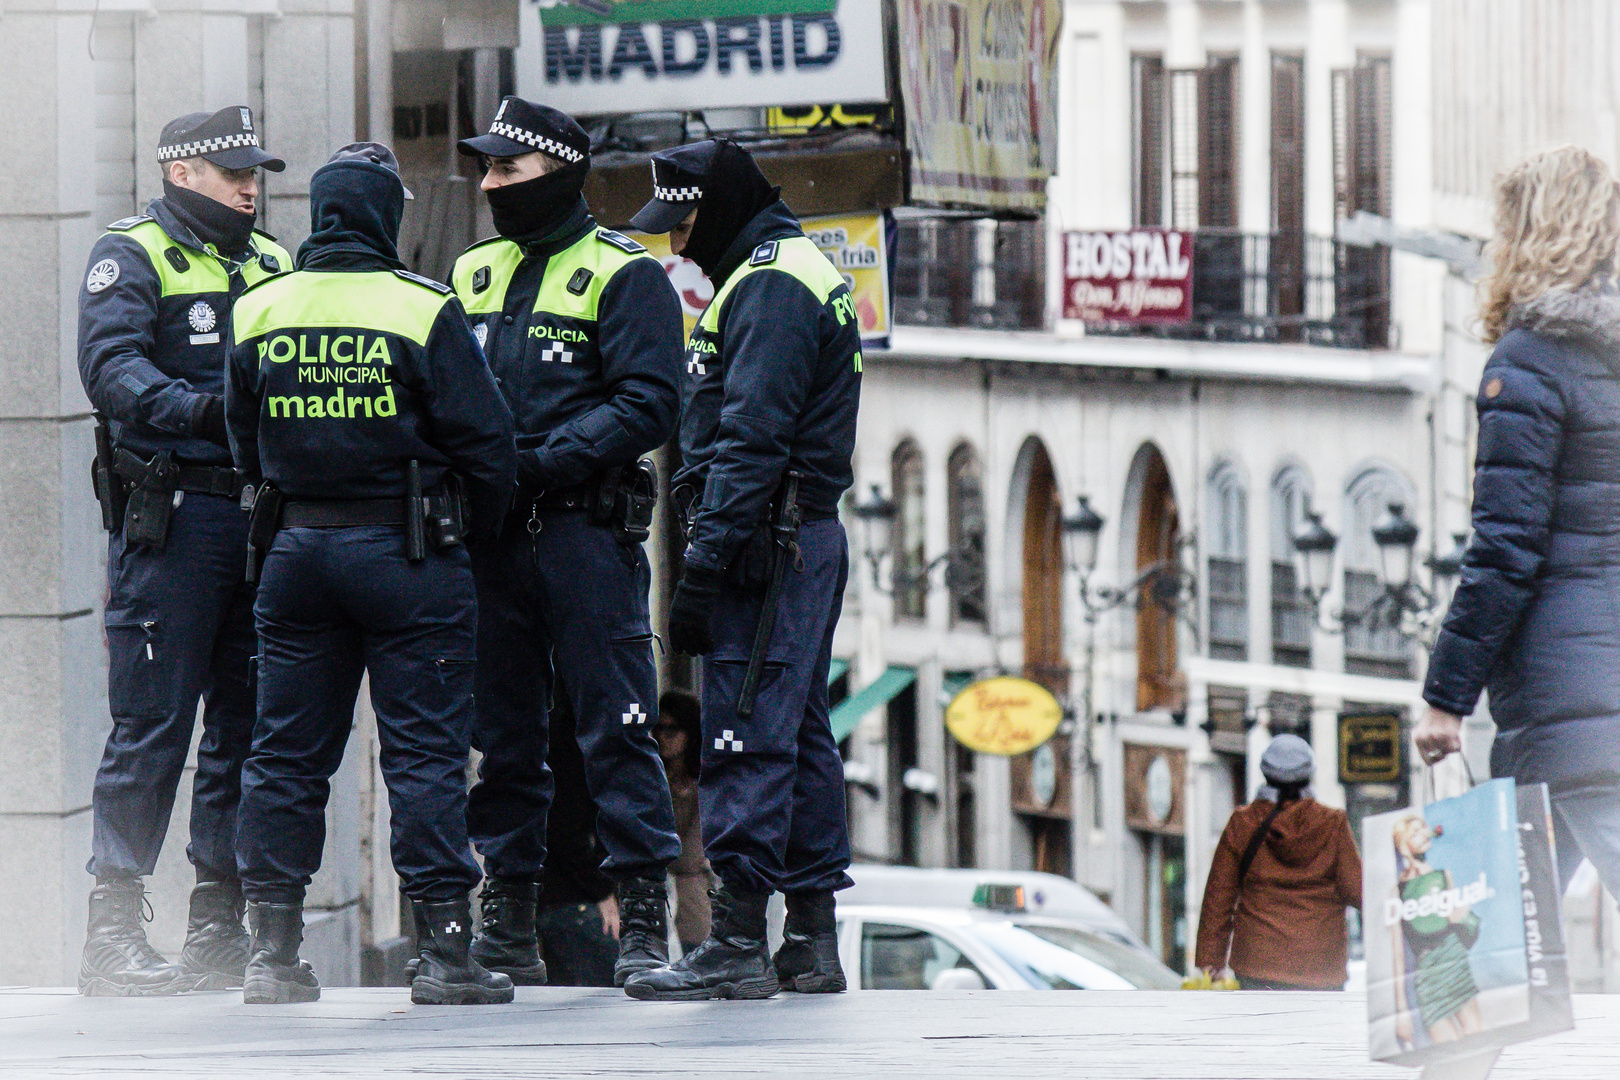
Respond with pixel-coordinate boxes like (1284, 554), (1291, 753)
(0, 987), (1614, 1079)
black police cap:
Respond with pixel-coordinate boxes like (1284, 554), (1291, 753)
(458, 97), (589, 166)
(158, 106), (285, 172)
(628, 140), (724, 234)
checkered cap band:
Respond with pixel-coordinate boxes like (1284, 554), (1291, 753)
(158, 133), (261, 162)
(653, 183), (702, 202)
(489, 122), (585, 163)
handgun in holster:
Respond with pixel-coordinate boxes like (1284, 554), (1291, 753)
(244, 482), (283, 585)
(90, 412), (128, 532)
(113, 448), (180, 549)
(671, 481), (699, 544)
(591, 459), (659, 545)
(426, 471), (468, 550)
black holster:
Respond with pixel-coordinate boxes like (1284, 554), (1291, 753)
(114, 448), (179, 549)
(91, 413), (128, 532)
(589, 459), (658, 545)
(244, 482), (283, 585)
(425, 472), (468, 550)
(724, 476), (803, 593)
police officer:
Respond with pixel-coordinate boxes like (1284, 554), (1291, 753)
(622, 140), (862, 1001)
(76, 106), (288, 996)
(448, 99), (683, 987)
(225, 144), (518, 1005)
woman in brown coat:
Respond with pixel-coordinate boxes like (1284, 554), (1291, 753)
(1195, 734), (1362, 990)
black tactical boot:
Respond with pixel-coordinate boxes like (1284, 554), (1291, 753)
(411, 899), (515, 1005)
(78, 878), (185, 996)
(622, 884), (778, 1001)
(242, 902), (321, 1004)
(613, 875), (670, 987)
(469, 878), (547, 986)
(773, 889), (845, 993)
(179, 879), (250, 990)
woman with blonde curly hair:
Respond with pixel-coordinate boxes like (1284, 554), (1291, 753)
(1417, 145), (1620, 896)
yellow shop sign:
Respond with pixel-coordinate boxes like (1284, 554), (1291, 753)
(945, 676), (1063, 757)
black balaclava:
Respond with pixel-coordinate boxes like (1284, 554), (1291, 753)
(162, 178), (257, 257)
(295, 160), (407, 272)
(486, 159), (591, 244)
(681, 141), (779, 279)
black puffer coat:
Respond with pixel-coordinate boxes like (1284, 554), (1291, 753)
(1424, 287), (1620, 785)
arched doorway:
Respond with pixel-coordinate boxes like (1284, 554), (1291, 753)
(1015, 439), (1070, 876)
(1135, 446), (1184, 714)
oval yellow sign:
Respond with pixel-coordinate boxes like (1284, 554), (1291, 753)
(945, 676), (1064, 756)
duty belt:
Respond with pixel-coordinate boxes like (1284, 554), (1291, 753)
(529, 485), (594, 511)
(174, 464), (245, 498)
(280, 497), (410, 528)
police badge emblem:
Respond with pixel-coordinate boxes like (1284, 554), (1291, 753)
(473, 322), (489, 350)
(86, 259), (120, 294)
(188, 302), (217, 333)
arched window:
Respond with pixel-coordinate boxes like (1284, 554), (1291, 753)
(891, 440), (927, 621)
(946, 443), (987, 627)
(1344, 468), (1414, 678)
(1269, 466), (1313, 667)
(1206, 462), (1247, 661)
(1134, 445), (1183, 712)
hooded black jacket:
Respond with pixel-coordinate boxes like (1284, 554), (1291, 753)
(225, 161), (517, 536)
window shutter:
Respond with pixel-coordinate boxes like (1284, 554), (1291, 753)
(1198, 56), (1240, 229)
(1133, 55), (1166, 227)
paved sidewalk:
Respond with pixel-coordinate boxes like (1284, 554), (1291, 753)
(0, 987), (1614, 1079)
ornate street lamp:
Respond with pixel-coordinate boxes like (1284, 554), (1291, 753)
(1061, 495), (1105, 578)
(1292, 507), (1338, 607)
(1372, 502), (1420, 590)
(852, 483), (896, 582)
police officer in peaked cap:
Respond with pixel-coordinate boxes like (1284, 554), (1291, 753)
(448, 97), (684, 989)
(621, 140), (863, 1001)
(76, 105), (290, 996)
(227, 143), (518, 1005)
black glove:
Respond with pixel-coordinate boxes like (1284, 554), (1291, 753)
(194, 395), (230, 449)
(517, 448), (555, 491)
(668, 564), (724, 656)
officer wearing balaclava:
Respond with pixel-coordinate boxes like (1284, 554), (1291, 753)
(448, 98), (684, 990)
(621, 139), (863, 1001)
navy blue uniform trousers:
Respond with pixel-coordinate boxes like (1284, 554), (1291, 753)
(236, 526), (482, 904)
(91, 492), (255, 881)
(699, 517), (852, 896)
(467, 507), (679, 882)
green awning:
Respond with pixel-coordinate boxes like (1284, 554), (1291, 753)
(829, 666), (916, 744)
(828, 658), (849, 686)
(941, 671), (975, 705)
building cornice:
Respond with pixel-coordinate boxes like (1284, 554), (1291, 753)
(882, 325), (1437, 392)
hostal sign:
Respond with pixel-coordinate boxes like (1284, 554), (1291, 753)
(520, 1), (890, 115)
(1062, 228), (1193, 325)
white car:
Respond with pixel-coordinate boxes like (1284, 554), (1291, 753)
(835, 903), (1183, 991)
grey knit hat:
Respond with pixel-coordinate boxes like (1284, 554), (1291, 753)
(1260, 733), (1314, 786)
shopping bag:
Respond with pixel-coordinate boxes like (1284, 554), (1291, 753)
(1363, 778), (1532, 1068)
(1492, 783), (1574, 1046)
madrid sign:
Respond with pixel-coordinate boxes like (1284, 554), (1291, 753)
(518, 1), (890, 115)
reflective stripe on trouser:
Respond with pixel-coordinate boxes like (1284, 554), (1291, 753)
(699, 517), (853, 896)
(236, 525), (482, 904)
(90, 493), (255, 880)
(467, 509), (679, 880)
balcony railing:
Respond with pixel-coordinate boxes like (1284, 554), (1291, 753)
(891, 221), (1390, 348)
(892, 217), (1046, 332)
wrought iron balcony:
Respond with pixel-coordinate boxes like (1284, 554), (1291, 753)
(891, 220), (1391, 349)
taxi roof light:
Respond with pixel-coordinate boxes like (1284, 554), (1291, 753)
(971, 883), (1026, 912)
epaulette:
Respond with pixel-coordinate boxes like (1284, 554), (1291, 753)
(237, 271), (288, 298)
(106, 215), (154, 232)
(597, 228), (647, 254)
(253, 227), (280, 243)
(393, 268), (454, 295)
(461, 234), (511, 255)
(748, 240), (779, 266)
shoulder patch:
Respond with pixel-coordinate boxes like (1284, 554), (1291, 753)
(107, 215), (153, 232)
(597, 229), (647, 254)
(749, 240), (779, 266)
(85, 258), (122, 294)
(393, 269), (454, 295)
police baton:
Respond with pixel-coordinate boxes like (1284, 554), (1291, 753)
(737, 471), (801, 720)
